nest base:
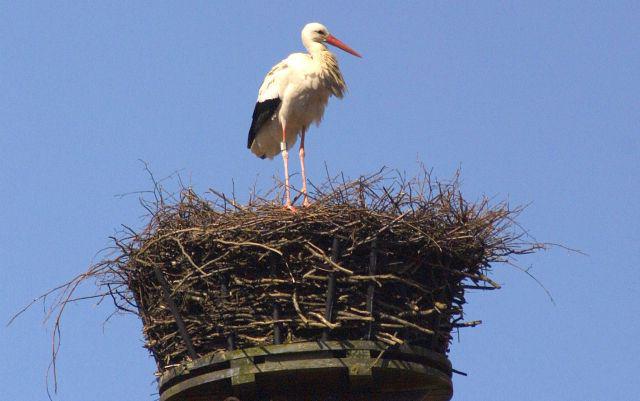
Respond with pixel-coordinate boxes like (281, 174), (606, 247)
(159, 341), (453, 401)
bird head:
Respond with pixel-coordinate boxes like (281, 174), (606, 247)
(302, 22), (362, 58)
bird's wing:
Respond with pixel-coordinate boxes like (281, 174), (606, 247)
(257, 58), (290, 102)
(247, 59), (289, 149)
(247, 98), (281, 149)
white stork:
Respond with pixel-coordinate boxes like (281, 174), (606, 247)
(247, 22), (361, 210)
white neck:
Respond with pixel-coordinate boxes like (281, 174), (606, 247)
(303, 38), (328, 56)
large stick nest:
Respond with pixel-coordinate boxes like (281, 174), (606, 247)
(29, 169), (543, 377)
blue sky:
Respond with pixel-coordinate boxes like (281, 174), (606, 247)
(2, 2), (638, 400)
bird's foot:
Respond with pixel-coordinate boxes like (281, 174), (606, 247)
(302, 197), (312, 208)
(284, 203), (297, 213)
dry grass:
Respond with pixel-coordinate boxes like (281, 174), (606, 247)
(13, 168), (544, 383)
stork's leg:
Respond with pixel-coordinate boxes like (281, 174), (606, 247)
(299, 128), (311, 207)
(281, 124), (295, 211)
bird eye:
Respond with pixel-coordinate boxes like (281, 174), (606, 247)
(316, 30), (325, 35)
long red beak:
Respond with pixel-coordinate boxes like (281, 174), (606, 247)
(326, 34), (362, 58)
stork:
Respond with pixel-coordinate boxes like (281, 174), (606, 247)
(247, 22), (361, 210)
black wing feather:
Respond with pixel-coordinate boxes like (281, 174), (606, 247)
(247, 98), (281, 149)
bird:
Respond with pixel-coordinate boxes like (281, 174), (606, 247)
(247, 22), (361, 210)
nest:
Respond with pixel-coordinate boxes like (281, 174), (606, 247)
(29, 169), (542, 378)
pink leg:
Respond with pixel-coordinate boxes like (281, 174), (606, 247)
(299, 128), (311, 207)
(281, 124), (295, 211)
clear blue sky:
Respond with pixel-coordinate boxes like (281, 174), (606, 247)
(2, 2), (638, 400)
